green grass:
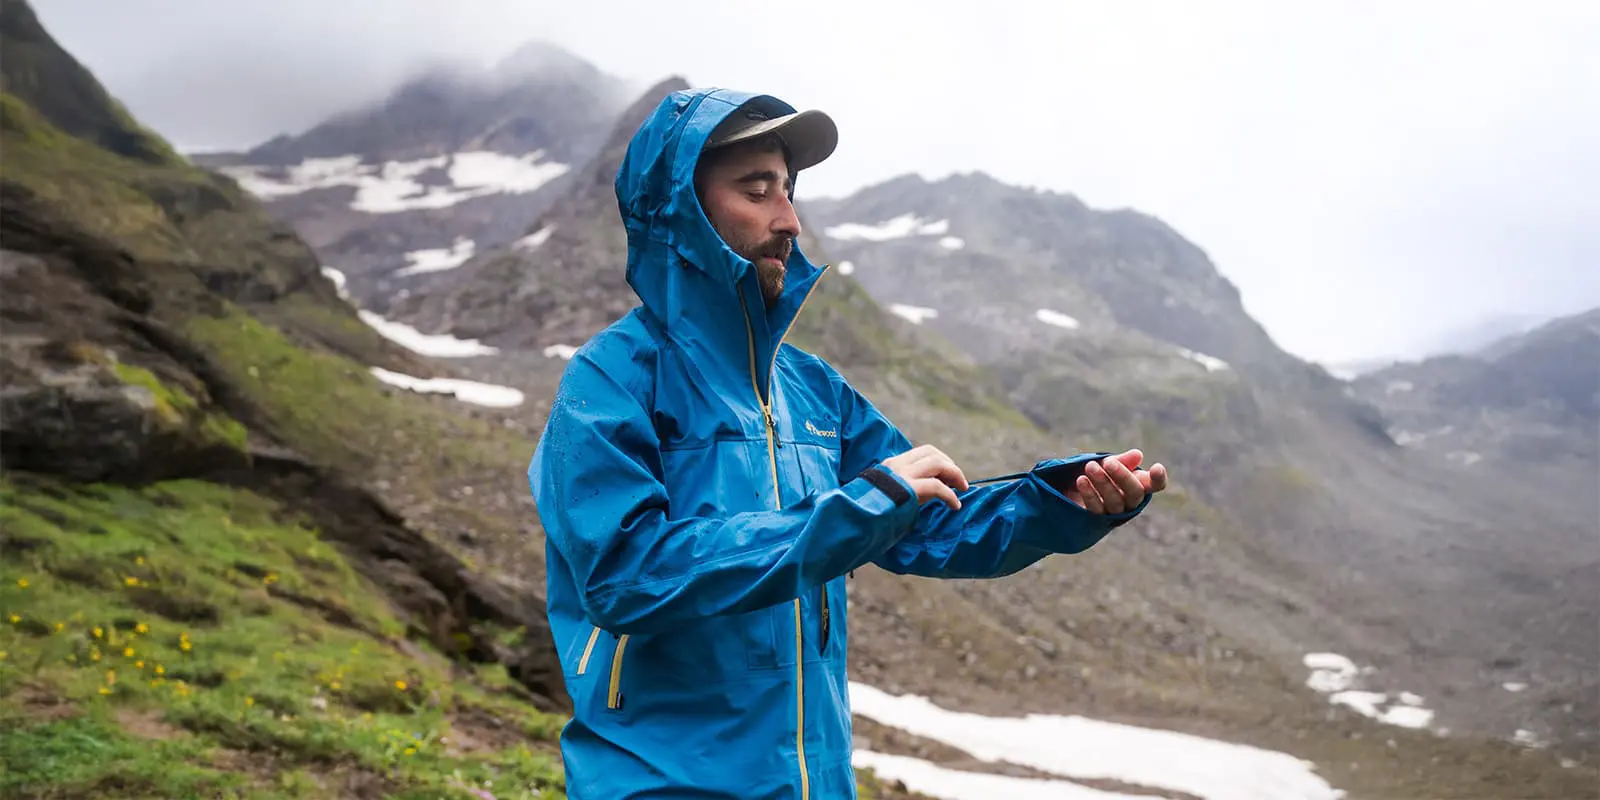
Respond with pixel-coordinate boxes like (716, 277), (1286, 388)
(0, 474), (567, 799)
(110, 361), (250, 453)
(0, 91), (194, 263)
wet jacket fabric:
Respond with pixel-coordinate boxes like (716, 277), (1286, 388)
(527, 87), (1151, 799)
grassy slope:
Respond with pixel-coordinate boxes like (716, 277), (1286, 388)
(0, 475), (564, 800)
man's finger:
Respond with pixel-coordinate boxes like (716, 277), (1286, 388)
(921, 478), (961, 510)
(1087, 460), (1124, 514)
(1075, 475), (1104, 514)
(1149, 463), (1168, 492)
(1115, 448), (1144, 471)
(913, 452), (968, 492)
(1105, 456), (1145, 505)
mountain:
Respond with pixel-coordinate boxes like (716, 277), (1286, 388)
(185, 39), (631, 325)
(1323, 311), (1558, 379)
(798, 170), (1600, 766)
(1350, 308), (1599, 486)
(1416, 311), (1553, 360)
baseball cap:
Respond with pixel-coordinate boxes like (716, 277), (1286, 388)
(705, 102), (839, 172)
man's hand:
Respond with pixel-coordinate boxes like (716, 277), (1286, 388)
(881, 444), (969, 510)
(1069, 449), (1168, 515)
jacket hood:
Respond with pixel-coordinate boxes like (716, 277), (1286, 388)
(615, 87), (828, 395)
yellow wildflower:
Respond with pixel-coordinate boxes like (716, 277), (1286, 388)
(403, 747), (416, 756)
(135, 623), (149, 634)
(135, 660), (144, 669)
(124, 577), (139, 587)
(16, 578), (28, 589)
(7, 614), (19, 625)
(0, 651), (7, 660)
(136, 556), (146, 565)
(155, 665), (165, 675)
(394, 680), (408, 691)
(54, 622), (64, 632)
(98, 687), (112, 695)
(123, 647), (134, 658)
(245, 697), (254, 706)
(106, 669), (116, 685)
(93, 626), (103, 638)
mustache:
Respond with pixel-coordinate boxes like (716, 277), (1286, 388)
(755, 236), (792, 261)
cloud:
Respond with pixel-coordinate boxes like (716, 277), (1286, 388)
(33, 0), (1600, 363)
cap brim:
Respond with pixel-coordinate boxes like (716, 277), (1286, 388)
(709, 109), (838, 172)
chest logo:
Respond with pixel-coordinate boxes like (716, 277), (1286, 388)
(805, 420), (838, 438)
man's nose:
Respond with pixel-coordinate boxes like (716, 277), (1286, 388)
(773, 195), (802, 238)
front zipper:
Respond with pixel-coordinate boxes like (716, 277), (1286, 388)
(741, 273), (826, 800)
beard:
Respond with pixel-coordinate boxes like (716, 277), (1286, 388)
(719, 226), (791, 308)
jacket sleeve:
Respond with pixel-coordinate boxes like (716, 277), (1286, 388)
(836, 378), (1149, 579)
(528, 352), (922, 635)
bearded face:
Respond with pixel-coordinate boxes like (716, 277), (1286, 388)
(694, 135), (801, 309)
(715, 222), (791, 307)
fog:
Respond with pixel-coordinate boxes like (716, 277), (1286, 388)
(35, 0), (1600, 366)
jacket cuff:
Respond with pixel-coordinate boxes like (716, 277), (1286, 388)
(858, 465), (913, 506)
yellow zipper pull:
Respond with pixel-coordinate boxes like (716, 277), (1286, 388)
(764, 406), (781, 448)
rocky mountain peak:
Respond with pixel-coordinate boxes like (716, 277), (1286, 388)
(382, 75), (694, 350)
(801, 168), (1275, 376)
(491, 38), (611, 87)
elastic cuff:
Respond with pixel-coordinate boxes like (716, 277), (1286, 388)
(859, 465), (912, 506)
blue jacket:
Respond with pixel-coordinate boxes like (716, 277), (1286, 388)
(527, 87), (1152, 800)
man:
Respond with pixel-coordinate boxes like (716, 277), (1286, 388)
(528, 87), (1168, 799)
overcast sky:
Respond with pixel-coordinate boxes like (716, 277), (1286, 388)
(35, 0), (1600, 366)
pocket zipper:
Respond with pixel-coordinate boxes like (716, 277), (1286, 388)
(607, 633), (630, 710)
(575, 626), (601, 675)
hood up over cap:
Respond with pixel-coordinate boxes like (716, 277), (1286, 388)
(615, 87), (835, 401)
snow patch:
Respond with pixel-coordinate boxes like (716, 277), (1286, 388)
(890, 303), (938, 325)
(394, 238), (475, 277)
(1513, 729), (1547, 749)
(1178, 347), (1230, 372)
(1302, 652), (1435, 731)
(447, 150), (569, 194)
(848, 682), (1344, 800)
(1035, 309), (1081, 330)
(542, 344), (578, 360)
(1503, 682), (1528, 693)
(357, 310), (498, 358)
(853, 750), (1150, 800)
(369, 367), (523, 408)
(514, 225), (555, 251)
(321, 266), (350, 300)
(824, 213), (949, 241)
(835, 260), (855, 276)
(1392, 429), (1427, 446)
(220, 150), (569, 214)
(938, 236), (965, 250)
